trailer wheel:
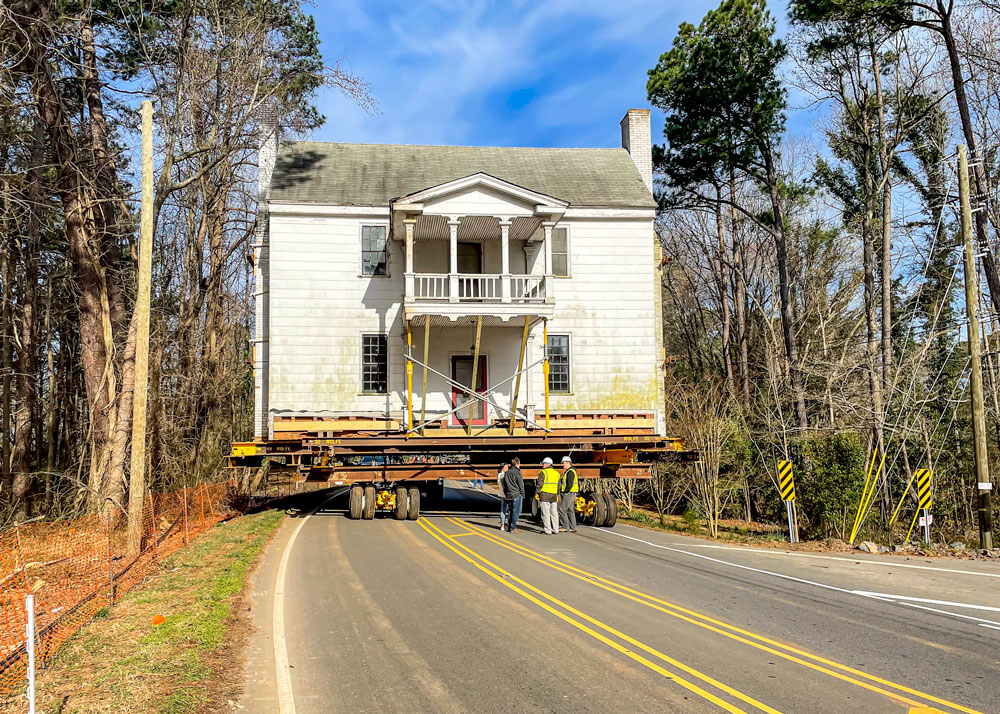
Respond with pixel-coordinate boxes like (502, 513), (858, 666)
(406, 486), (421, 520)
(393, 486), (408, 520)
(362, 485), (376, 520)
(602, 493), (618, 528)
(349, 485), (363, 519)
(590, 492), (608, 527)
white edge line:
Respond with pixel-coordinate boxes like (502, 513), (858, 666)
(670, 541), (1000, 579)
(597, 528), (1000, 630)
(273, 489), (345, 714)
(852, 591), (1000, 613)
(897, 602), (1000, 628)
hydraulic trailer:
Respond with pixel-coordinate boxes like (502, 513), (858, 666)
(229, 424), (695, 525)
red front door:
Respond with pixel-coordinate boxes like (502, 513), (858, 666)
(451, 356), (488, 426)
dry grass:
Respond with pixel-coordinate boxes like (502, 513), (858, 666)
(2, 509), (285, 714)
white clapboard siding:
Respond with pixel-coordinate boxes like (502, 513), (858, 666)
(265, 209), (659, 426)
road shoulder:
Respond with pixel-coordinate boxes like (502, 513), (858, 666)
(9, 508), (285, 714)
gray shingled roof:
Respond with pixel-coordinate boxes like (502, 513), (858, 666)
(268, 141), (656, 209)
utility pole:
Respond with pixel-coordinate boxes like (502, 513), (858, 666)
(127, 101), (154, 555)
(959, 145), (993, 551)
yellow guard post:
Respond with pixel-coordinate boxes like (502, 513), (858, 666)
(543, 318), (550, 431)
(509, 316), (531, 435)
(406, 321), (413, 432)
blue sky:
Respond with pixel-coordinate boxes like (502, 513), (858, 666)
(310, 0), (812, 150)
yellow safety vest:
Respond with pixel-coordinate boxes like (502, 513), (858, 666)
(539, 467), (561, 495)
(563, 468), (579, 493)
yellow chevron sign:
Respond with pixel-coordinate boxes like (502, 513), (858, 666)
(916, 468), (933, 510)
(778, 460), (796, 502)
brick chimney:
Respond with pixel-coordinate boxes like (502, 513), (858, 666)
(257, 108), (279, 200)
(620, 108), (653, 196)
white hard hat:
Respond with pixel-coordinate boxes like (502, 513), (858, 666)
(541, 457), (553, 465)
(561, 456), (572, 463)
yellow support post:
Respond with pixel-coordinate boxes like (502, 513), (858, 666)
(850, 444), (888, 544)
(420, 319), (429, 435)
(509, 316), (531, 435)
(543, 318), (550, 431)
(406, 321), (414, 433)
(467, 316), (482, 435)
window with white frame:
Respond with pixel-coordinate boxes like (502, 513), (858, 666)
(361, 225), (388, 276)
(547, 334), (570, 393)
(361, 334), (388, 393)
(551, 227), (569, 277)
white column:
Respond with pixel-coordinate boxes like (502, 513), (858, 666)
(404, 218), (415, 300)
(448, 218), (459, 302)
(500, 218), (511, 303)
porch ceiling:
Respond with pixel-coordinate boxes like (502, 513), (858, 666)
(411, 214), (541, 242)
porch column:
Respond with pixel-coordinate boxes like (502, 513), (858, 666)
(404, 217), (416, 300)
(542, 222), (554, 303)
(448, 218), (459, 302)
(500, 218), (511, 303)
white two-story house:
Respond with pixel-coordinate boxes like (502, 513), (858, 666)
(252, 109), (665, 441)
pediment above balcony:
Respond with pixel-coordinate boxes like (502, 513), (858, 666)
(391, 173), (568, 220)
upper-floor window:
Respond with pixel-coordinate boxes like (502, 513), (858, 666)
(361, 334), (388, 393)
(362, 225), (388, 276)
(547, 334), (571, 393)
(551, 227), (569, 277)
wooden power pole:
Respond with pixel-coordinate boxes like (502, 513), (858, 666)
(127, 101), (155, 555)
(959, 145), (994, 551)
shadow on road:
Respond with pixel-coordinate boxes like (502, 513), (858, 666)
(280, 481), (529, 521)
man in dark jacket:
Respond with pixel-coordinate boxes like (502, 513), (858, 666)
(501, 457), (525, 532)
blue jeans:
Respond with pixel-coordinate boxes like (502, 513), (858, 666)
(502, 496), (523, 530)
(472, 478), (483, 489)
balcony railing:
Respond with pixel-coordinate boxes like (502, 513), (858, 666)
(511, 275), (546, 302)
(407, 273), (549, 304)
(413, 274), (449, 301)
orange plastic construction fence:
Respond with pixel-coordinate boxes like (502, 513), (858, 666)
(0, 482), (232, 697)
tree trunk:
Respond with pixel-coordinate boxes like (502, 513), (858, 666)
(19, 9), (132, 519)
(939, 4), (1000, 317)
(715, 195), (734, 389)
(730, 171), (750, 403)
(11, 123), (45, 520)
(871, 41), (893, 397)
(764, 151), (807, 429)
(1, 223), (11, 500)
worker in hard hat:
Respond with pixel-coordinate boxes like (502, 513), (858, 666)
(536, 457), (562, 535)
(558, 456), (579, 533)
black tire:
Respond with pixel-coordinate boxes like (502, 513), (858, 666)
(602, 493), (618, 528)
(393, 486), (408, 520)
(362, 485), (376, 520)
(348, 485), (363, 520)
(590, 492), (608, 527)
(406, 486), (421, 520)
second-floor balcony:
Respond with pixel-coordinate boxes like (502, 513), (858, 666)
(407, 273), (548, 303)
(403, 272), (553, 323)
(390, 172), (567, 323)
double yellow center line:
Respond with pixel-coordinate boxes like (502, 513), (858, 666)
(426, 516), (981, 714)
(419, 517), (775, 713)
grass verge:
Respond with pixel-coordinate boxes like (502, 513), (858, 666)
(7, 508), (285, 714)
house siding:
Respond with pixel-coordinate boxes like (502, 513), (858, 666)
(264, 210), (660, 431)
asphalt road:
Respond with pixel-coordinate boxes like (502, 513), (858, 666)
(241, 484), (1000, 713)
